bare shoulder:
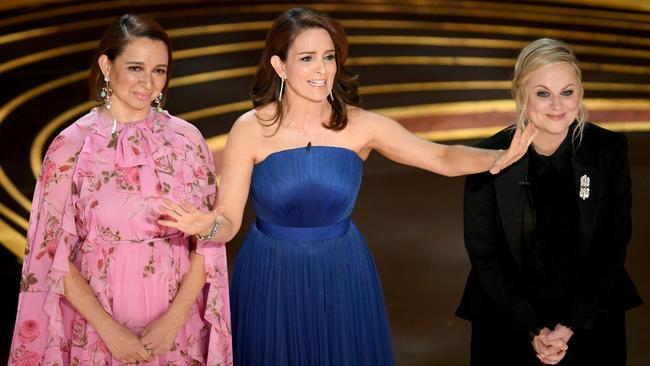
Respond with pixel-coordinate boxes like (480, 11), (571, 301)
(348, 106), (394, 129)
(230, 107), (268, 140)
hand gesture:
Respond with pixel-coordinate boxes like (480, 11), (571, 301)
(158, 199), (221, 236)
(490, 123), (538, 174)
(531, 325), (573, 365)
(101, 322), (152, 364)
(140, 313), (184, 357)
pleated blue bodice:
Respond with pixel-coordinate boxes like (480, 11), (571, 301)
(251, 145), (362, 229)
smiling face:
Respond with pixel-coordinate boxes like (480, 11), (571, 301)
(272, 27), (337, 104)
(525, 62), (581, 145)
(100, 36), (168, 119)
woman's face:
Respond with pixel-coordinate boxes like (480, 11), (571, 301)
(101, 37), (168, 117)
(524, 62), (581, 141)
(276, 27), (337, 104)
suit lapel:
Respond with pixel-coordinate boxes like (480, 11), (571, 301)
(494, 156), (529, 269)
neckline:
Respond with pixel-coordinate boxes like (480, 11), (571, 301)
(95, 107), (156, 125)
(254, 145), (364, 167)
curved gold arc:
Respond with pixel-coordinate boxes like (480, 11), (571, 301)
(0, 201), (28, 230)
(0, 72), (87, 213)
(173, 41), (264, 60)
(350, 56), (650, 75)
(455, 1), (650, 22)
(4, 2), (650, 47)
(0, 165), (31, 212)
(205, 134), (229, 154)
(0, 70), (87, 125)
(599, 122), (650, 132)
(2, 0), (648, 29)
(347, 35), (650, 60)
(360, 81), (650, 95)
(6, 32), (650, 77)
(0, 0), (209, 28)
(0, 0), (66, 11)
(30, 102), (95, 179)
(361, 81), (511, 94)
(170, 66), (257, 88)
(337, 3), (650, 32)
(342, 19), (650, 48)
(541, 0), (650, 13)
(0, 217), (26, 259)
(167, 22), (271, 38)
(177, 100), (253, 123)
(0, 41), (97, 75)
(374, 98), (650, 119)
(349, 56), (514, 67)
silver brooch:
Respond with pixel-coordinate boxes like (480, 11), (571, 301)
(579, 174), (590, 200)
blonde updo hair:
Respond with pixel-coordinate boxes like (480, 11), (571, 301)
(512, 38), (588, 143)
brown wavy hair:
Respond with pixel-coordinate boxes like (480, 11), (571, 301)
(89, 14), (172, 108)
(251, 7), (360, 131)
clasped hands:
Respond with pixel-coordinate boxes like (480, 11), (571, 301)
(531, 323), (574, 365)
(103, 312), (183, 364)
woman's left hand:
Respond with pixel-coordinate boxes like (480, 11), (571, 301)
(140, 312), (185, 356)
(490, 122), (538, 174)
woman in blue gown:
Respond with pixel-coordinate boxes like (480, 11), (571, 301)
(159, 7), (536, 366)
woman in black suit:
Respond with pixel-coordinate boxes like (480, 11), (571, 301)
(456, 38), (642, 365)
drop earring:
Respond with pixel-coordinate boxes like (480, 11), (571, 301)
(154, 92), (163, 112)
(278, 78), (285, 102)
(100, 77), (112, 109)
(329, 89), (334, 101)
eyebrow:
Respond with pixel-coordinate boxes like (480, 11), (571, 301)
(534, 83), (577, 89)
(125, 61), (168, 68)
(296, 49), (336, 55)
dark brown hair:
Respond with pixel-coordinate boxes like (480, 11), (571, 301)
(251, 7), (360, 131)
(89, 14), (172, 107)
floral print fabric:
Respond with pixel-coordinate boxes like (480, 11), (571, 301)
(10, 108), (232, 365)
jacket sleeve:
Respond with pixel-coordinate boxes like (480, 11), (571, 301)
(463, 171), (541, 335)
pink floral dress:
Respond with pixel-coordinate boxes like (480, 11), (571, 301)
(9, 108), (232, 366)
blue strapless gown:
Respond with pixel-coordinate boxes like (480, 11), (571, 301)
(230, 146), (395, 366)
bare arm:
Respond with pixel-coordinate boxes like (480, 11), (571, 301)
(364, 110), (536, 176)
(158, 111), (256, 239)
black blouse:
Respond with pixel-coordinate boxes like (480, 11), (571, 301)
(522, 133), (582, 307)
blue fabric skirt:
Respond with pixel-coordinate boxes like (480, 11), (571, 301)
(230, 221), (395, 366)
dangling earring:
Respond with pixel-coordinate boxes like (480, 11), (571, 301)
(154, 92), (163, 112)
(329, 89), (334, 101)
(100, 77), (112, 109)
(278, 78), (285, 102)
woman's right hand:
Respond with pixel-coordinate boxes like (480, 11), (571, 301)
(158, 199), (223, 236)
(100, 322), (153, 364)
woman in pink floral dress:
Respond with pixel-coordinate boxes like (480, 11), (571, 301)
(9, 14), (232, 365)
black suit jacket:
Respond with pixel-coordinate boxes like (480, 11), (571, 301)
(456, 122), (642, 334)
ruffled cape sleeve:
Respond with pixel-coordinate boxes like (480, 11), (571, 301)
(183, 122), (233, 366)
(9, 123), (86, 365)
